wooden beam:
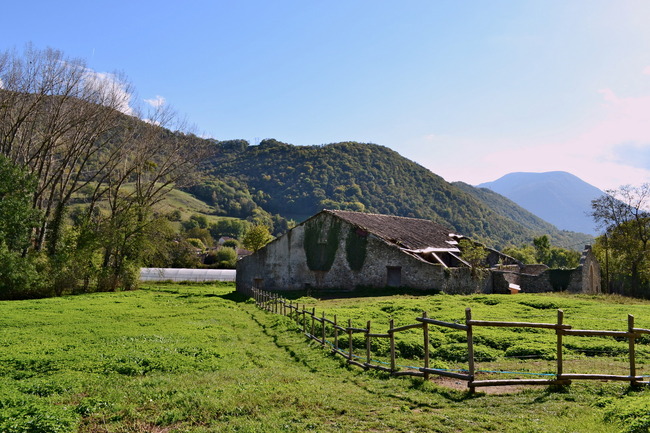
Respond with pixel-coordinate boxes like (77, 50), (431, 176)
(390, 323), (424, 333)
(468, 320), (570, 330)
(419, 367), (471, 381)
(416, 317), (468, 331)
(470, 379), (570, 387)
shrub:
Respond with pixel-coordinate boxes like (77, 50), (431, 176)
(435, 343), (499, 363)
(504, 343), (555, 360)
(0, 244), (51, 300)
(186, 238), (205, 250)
(222, 239), (240, 249)
(214, 247), (237, 269)
(519, 300), (559, 310)
(603, 394), (650, 433)
(0, 403), (78, 433)
(564, 338), (628, 357)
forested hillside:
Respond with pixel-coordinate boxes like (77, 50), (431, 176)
(191, 138), (590, 249)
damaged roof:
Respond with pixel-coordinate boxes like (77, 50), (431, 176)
(326, 210), (461, 251)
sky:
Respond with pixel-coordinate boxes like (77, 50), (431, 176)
(2, 1), (650, 191)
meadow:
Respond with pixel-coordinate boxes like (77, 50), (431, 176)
(1, 283), (650, 432)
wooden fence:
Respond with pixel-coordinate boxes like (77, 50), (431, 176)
(251, 288), (650, 391)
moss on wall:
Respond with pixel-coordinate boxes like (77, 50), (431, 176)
(303, 217), (341, 271)
(346, 227), (368, 271)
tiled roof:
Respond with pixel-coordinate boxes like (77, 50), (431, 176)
(325, 210), (458, 250)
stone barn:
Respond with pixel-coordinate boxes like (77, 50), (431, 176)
(237, 210), (603, 296)
(236, 209), (521, 295)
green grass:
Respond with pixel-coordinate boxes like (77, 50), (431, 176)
(284, 292), (650, 379)
(1, 285), (650, 432)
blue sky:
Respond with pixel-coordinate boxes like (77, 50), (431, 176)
(3, 1), (650, 190)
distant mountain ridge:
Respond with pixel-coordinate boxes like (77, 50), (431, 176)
(192, 139), (592, 249)
(478, 171), (603, 235)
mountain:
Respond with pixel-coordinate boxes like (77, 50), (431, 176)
(478, 172), (603, 235)
(191, 139), (591, 249)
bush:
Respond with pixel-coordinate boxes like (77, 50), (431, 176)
(564, 338), (628, 357)
(0, 403), (79, 433)
(216, 247), (237, 269)
(186, 238), (205, 250)
(435, 343), (499, 363)
(519, 300), (559, 310)
(603, 393), (650, 433)
(504, 343), (555, 360)
(0, 244), (51, 300)
(222, 239), (240, 249)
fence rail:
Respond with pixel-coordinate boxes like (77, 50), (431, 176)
(250, 288), (649, 391)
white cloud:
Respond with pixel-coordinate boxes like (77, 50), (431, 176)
(643, 66), (650, 75)
(144, 95), (166, 108)
(81, 69), (134, 116)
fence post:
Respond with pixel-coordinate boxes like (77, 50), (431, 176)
(423, 311), (430, 381)
(302, 305), (307, 334)
(311, 308), (316, 338)
(389, 318), (396, 373)
(348, 318), (353, 361)
(629, 314), (637, 384)
(466, 308), (475, 391)
(322, 312), (326, 347)
(557, 309), (564, 380)
(366, 320), (372, 366)
(334, 314), (339, 351)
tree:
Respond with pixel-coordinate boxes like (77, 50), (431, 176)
(209, 219), (249, 239)
(502, 245), (536, 264)
(0, 155), (48, 299)
(214, 247), (237, 268)
(0, 155), (41, 252)
(458, 239), (488, 277)
(0, 44), (210, 295)
(503, 237), (580, 269)
(0, 44), (132, 254)
(591, 184), (650, 296)
(242, 224), (273, 252)
(533, 235), (551, 265)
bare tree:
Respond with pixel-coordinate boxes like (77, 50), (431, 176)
(0, 44), (211, 293)
(0, 44), (132, 252)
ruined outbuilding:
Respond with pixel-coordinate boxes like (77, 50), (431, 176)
(236, 210), (601, 296)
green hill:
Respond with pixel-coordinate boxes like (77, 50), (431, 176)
(189, 139), (590, 249)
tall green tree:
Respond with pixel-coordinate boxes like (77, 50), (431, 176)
(242, 224), (273, 252)
(533, 235), (551, 265)
(0, 155), (41, 252)
(591, 184), (650, 296)
(0, 156), (47, 299)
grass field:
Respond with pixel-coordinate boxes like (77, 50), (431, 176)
(1, 284), (650, 432)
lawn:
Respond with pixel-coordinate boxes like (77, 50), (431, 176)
(1, 284), (649, 432)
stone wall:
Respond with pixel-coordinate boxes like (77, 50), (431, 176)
(491, 245), (601, 294)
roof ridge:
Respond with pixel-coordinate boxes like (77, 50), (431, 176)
(325, 209), (444, 224)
